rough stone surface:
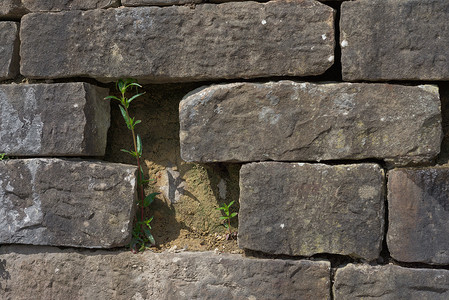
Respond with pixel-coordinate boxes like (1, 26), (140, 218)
(387, 167), (449, 265)
(123, 0), (201, 6)
(0, 159), (136, 248)
(0, 247), (331, 299)
(0, 83), (110, 156)
(0, 0), (26, 18)
(341, 0), (449, 81)
(21, 0), (120, 11)
(0, 22), (19, 80)
(238, 162), (385, 260)
(180, 81), (441, 166)
(20, 0), (335, 82)
(334, 264), (449, 299)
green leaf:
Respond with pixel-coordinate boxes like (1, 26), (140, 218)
(134, 120), (141, 126)
(127, 82), (142, 89)
(120, 149), (137, 158)
(230, 212), (238, 218)
(117, 79), (126, 93)
(147, 232), (156, 246)
(144, 192), (159, 207)
(145, 216), (154, 225)
(104, 95), (121, 102)
(142, 226), (155, 246)
(137, 134), (143, 156)
(228, 200), (235, 207)
(119, 105), (131, 129)
(219, 216), (228, 220)
(128, 92), (145, 104)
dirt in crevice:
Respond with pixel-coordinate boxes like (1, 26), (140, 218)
(104, 82), (242, 254)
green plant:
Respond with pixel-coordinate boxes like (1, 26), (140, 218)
(0, 153), (7, 161)
(216, 200), (238, 239)
(105, 78), (159, 253)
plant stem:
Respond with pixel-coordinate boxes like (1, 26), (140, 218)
(121, 93), (145, 228)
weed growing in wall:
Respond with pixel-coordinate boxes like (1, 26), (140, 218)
(0, 153), (8, 160)
(216, 201), (238, 240)
(105, 79), (159, 252)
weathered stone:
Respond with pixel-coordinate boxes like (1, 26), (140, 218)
(0, 83), (110, 156)
(0, 246), (331, 299)
(387, 167), (449, 265)
(341, 0), (449, 81)
(122, 0), (201, 6)
(0, 0), (26, 18)
(238, 162), (385, 260)
(20, 0), (335, 83)
(21, 0), (120, 11)
(0, 22), (19, 80)
(1, 0), (118, 17)
(180, 81), (441, 166)
(0, 159), (136, 248)
(334, 264), (449, 299)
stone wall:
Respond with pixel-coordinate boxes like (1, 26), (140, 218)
(1, 0), (449, 299)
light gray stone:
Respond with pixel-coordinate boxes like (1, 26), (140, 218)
(0, 22), (19, 80)
(387, 167), (449, 265)
(334, 264), (449, 299)
(20, 0), (335, 82)
(180, 81), (441, 166)
(122, 0), (202, 6)
(238, 162), (385, 261)
(0, 159), (136, 248)
(0, 246), (331, 299)
(0, 83), (110, 156)
(341, 0), (449, 81)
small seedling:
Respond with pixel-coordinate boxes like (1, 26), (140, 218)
(216, 200), (238, 240)
(0, 153), (7, 161)
(105, 78), (159, 253)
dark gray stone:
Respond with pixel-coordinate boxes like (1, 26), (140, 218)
(387, 167), (449, 265)
(0, 0), (26, 18)
(0, 246), (331, 299)
(238, 162), (385, 260)
(122, 0), (201, 6)
(1, 1), (118, 18)
(341, 0), (449, 81)
(180, 81), (441, 166)
(334, 264), (449, 299)
(0, 159), (136, 248)
(20, 0), (335, 83)
(21, 0), (120, 11)
(0, 22), (19, 80)
(0, 83), (110, 156)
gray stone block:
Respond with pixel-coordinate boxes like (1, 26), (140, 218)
(0, 159), (136, 248)
(0, 22), (19, 80)
(122, 0), (202, 6)
(0, 0), (26, 18)
(1, 0), (118, 17)
(180, 81), (441, 166)
(21, 0), (120, 11)
(0, 83), (110, 156)
(20, 0), (335, 82)
(341, 0), (449, 81)
(334, 264), (449, 299)
(0, 247), (331, 299)
(387, 167), (449, 265)
(238, 162), (385, 261)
